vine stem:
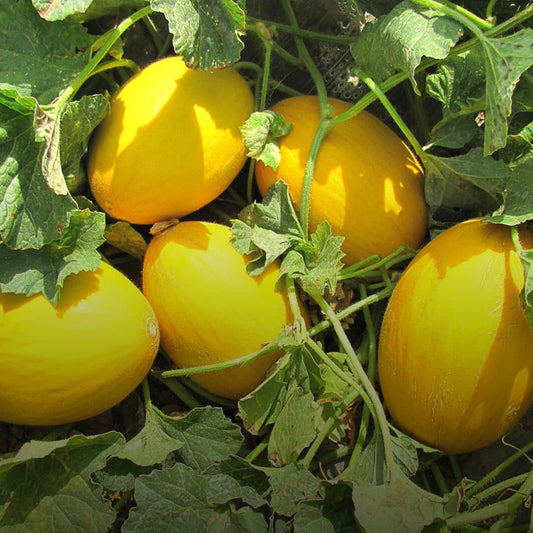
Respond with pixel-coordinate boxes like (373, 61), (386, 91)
(355, 70), (425, 162)
(412, 0), (494, 30)
(300, 387), (360, 469)
(410, 0), (488, 40)
(312, 292), (396, 479)
(280, 0), (332, 238)
(446, 468), (533, 528)
(55, 6), (153, 109)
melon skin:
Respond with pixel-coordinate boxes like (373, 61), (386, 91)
(255, 95), (428, 266)
(378, 218), (533, 454)
(88, 55), (254, 225)
(0, 262), (160, 426)
(142, 221), (301, 400)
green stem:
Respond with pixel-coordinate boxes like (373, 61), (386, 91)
(448, 455), (463, 486)
(486, 0), (498, 22)
(247, 16), (358, 45)
(161, 342), (280, 378)
(141, 376), (152, 406)
(465, 439), (533, 497)
(56, 6), (153, 108)
(447, 468), (533, 527)
(412, 0), (494, 31)
(411, 0), (489, 39)
(305, 337), (362, 390)
(355, 69), (425, 162)
(90, 58), (140, 77)
(280, 0), (332, 238)
(307, 286), (392, 338)
(468, 472), (529, 507)
(301, 387), (360, 469)
(180, 377), (237, 408)
(339, 246), (417, 281)
(430, 461), (450, 496)
(299, 123), (331, 237)
(246, 440), (268, 463)
(312, 292), (395, 479)
(149, 369), (203, 409)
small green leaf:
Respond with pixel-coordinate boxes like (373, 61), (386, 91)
(105, 221), (148, 260)
(518, 249), (533, 330)
(489, 158), (533, 225)
(151, 0), (246, 69)
(163, 406), (245, 471)
(118, 402), (185, 467)
(284, 221), (345, 297)
(240, 110), (292, 170)
(60, 94), (109, 194)
(351, 1), (463, 93)
(294, 481), (356, 533)
(0, 208), (106, 304)
(423, 149), (511, 216)
(425, 48), (486, 115)
(204, 456), (270, 509)
(238, 348), (315, 435)
(231, 180), (304, 275)
(268, 385), (318, 466)
(481, 29), (533, 155)
(268, 463), (324, 517)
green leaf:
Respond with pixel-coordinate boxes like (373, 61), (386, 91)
(350, 1), (463, 93)
(518, 248), (533, 329)
(105, 221), (148, 260)
(0, 432), (125, 532)
(268, 463), (324, 517)
(204, 456), (270, 509)
(0, 101), (78, 249)
(481, 30), (533, 155)
(283, 221), (345, 297)
(60, 95), (109, 195)
(231, 180), (304, 275)
(240, 110), (293, 170)
(352, 467), (446, 533)
(423, 148), (511, 216)
(33, 0), (149, 22)
(488, 158), (533, 225)
(425, 48), (486, 115)
(238, 348), (315, 436)
(294, 481), (356, 533)
(267, 384), (318, 466)
(118, 402), (186, 467)
(150, 0), (246, 70)
(160, 406), (245, 471)
(0, 208), (106, 304)
(0, 0), (95, 104)
(123, 462), (269, 532)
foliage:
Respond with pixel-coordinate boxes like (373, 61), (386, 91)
(1, 0), (533, 531)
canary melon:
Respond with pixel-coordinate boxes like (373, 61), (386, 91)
(88, 55), (254, 224)
(142, 221), (303, 399)
(378, 218), (533, 454)
(255, 95), (428, 265)
(0, 262), (160, 426)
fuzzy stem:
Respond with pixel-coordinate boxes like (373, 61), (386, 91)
(56, 6), (153, 108)
(447, 468), (533, 527)
(301, 387), (360, 469)
(412, 0), (494, 30)
(355, 70), (425, 162)
(312, 292), (395, 478)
